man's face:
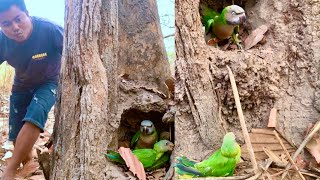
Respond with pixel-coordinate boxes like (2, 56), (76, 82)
(0, 5), (32, 42)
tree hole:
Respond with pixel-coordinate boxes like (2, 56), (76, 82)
(116, 108), (174, 172)
(118, 109), (173, 147)
(199, 0), (263, 50)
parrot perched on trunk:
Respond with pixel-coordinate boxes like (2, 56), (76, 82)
(175, 132), (241, 178)
(200, 4), (246, 48)
(131, 120), (158, 150)
(106, 140), (174, 169)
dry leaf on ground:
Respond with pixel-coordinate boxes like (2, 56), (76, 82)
(119, 147), (146, 180)
(16, 160), (39, 179)
(295, 155), (307, 169)
(306, 137), (320, 163)
(146, 168), (166, 180)
(27, 174), (46, 180)
(244, 25), (268, 50)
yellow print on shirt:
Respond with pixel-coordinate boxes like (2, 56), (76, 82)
(32, 53), (48, 60)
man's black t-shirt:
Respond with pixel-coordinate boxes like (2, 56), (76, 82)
(0, 17), (63, 92)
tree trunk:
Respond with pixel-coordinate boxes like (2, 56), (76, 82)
(118, 0), (172, 95)
(175, 0), (320, 161)
(51, 0), (171, 179)
(51, 0), (118, 179)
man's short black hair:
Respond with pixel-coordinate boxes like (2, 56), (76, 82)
(0, 0), (27, 13)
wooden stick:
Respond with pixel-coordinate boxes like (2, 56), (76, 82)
(226, 66), (258, 173)
(282, 120), (320, 179)
(245, 172), (262, 180)
(300, 171), (320, 178)
(271, 169), (287, 177)
(267, 108), (277, 128)
(273, 131), (305, 180)
(272, 168), (320, 179)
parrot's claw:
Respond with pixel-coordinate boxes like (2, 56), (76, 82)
(236, 43), (243, 50)
(232, 33), (243, 50)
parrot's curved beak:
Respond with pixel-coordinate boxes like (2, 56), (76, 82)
(169, 143), (175, 151)
(141, 126), (153, 135)
(226, 13), (246, 25)
(239, 14), (246, 24)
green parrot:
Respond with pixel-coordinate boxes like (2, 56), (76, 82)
(131, 120), (158, 150)
(175, 132), (241, 178)
(106, 140), (174, 169)
(146, 152), (171, 171)
(200, 4), (246, 48)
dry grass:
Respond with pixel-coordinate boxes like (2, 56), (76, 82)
(0, 62), (14, 96)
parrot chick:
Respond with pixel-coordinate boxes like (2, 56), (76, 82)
(131, 120), (158, 150)
(175, 132), (241, 178)
(201, 4), (246, 49)
(106, 140), (174, 169)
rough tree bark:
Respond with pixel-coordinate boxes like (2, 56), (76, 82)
(175, 0), (320, 162)
(51, 0), (118, 179)
(51, 0), (171, 179)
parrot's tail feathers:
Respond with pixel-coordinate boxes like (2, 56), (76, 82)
(105, 151), (125, 164)
(175, 164), (203, 176)
(106, 150), (119, 156)
(177, 156), (197, 167)
(205, 19), (214, 34)
(200, 4), (219, 20)
(175, 167), (195, 178)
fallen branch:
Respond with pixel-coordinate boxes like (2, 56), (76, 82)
(271, 169), (287, 178)
(310, 167), (320, 174)
(282, 120), (320, 179)
(273, 131), (305, 180)
(300, 171), (320, 178)
(245, 172), (263, 180)
(226, 66), (258, 173)
(271, 168), (320, 179)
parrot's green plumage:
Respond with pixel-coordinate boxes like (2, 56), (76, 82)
(175, 132), (241, 178)
(131, 120), (158, 150)
(106, 140), (174, 169)
(146, 152), (171, 171)
(200, 4), (246, 48)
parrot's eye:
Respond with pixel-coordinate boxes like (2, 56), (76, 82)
(231, 11), (236, 16)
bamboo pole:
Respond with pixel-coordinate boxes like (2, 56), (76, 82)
(226, 66), (258, 173)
